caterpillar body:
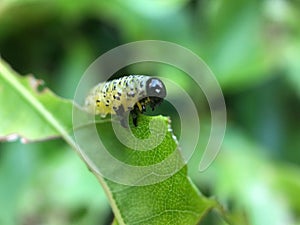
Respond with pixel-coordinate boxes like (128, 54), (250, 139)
(84, 75), (166, 127)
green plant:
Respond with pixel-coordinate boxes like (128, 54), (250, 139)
(0, 59), (229, 225)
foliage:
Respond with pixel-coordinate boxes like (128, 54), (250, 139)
(0, 60), (218, 224)
(1, 0), (300, 225)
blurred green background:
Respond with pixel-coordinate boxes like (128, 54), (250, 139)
(0, 0), (300, 225)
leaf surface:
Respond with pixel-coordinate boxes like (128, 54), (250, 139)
(0, 59), (216, 224)
(0, 59), (73, 142)
(83, 115), (216, 225)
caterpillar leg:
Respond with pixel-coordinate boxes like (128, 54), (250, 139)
(149, 97), (163, 111)
(113, 105), (128, 128)
(131, 100), (147, 127)
(131, 110), (139, 127)
(120, 117), (128, 128)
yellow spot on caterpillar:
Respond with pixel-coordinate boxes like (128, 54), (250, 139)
(136, 102), (143, 112)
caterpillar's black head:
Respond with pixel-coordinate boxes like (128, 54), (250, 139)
(146, 78), (166, 99)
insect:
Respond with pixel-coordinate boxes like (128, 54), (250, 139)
(84, 75), (167, 127)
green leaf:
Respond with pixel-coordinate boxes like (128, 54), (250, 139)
(83, 115), (216, 225)
(0, 59), (217, 224)
(0, 58), (73, 142)
(107, 167), (215, 225)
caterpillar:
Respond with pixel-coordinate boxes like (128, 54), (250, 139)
(84, 75), (167, 127)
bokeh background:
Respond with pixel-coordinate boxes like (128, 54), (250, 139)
(1, 0), (300, 225)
